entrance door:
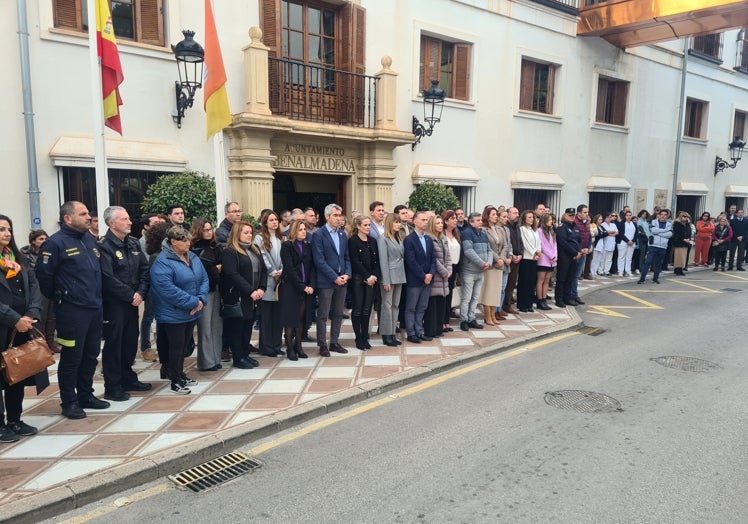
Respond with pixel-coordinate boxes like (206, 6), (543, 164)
(273, 173), (348, 225)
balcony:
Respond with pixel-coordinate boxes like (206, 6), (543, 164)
(268, 58), (378, 128)
(689, 33), (724, 63)
(577, 0), (748, 48)
(737, 33), (748, 72)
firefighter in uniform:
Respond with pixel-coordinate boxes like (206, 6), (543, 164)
(36, 201), (109, 419)
(99, 206), (151, 401)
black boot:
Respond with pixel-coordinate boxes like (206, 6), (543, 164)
(383, 334), (397, 347)
(361, 314), (372, 349)
(352, 315), (366, 350)
(285, 328), (298, 361)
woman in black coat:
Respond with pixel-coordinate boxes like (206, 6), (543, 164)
(0, 214), (49, 442)
(279, 221), (315, 360)
(220, 221), (267, 369)
(348, 215), (381, 350)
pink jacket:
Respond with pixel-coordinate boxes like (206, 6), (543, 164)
(538, 230), (557, 267)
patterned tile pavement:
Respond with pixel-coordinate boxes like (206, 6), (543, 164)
(1, 271), (658, 515)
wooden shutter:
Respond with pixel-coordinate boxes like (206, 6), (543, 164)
(611, 81), (628, 125)
(519, 59), (534, 111)
(136, 0), (163, 46)
(340, 3), (365, 74)
(452, 43), (470, 101)
(54, 0), (82, 30)
(420, 37), (440, 94)
(261, 0), (281, 57)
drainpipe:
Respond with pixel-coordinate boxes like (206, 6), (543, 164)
(670, 38), (688, 214)
(17, 0), (42, 229)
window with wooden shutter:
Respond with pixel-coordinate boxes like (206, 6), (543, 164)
(53, 0), (164, 46)
(595, 77), (628, 126)
(519, 58), (555, 114)
(685, 98), (705, 138)
(734, 110), (746, 140)
(419, 35), (471, 101)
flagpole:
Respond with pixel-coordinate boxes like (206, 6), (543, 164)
(87, 0), (110, 219)
(213, 132), (227, 221)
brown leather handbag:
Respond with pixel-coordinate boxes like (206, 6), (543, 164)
(0, 327), (55, 386)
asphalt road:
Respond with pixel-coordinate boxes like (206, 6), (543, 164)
(49, 270), (748, 524)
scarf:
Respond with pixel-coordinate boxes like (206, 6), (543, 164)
(0, 247), (21, 279)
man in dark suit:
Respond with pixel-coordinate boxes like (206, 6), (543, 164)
(729, 209), (748, 271)
(312, 203), (351, 356)
(403, 211), (436, 343)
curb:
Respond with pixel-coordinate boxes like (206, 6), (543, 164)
(1, 309), (584, 523)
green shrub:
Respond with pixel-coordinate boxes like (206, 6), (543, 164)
(407, 179), (460, 215)
(141, 170), (217, 224)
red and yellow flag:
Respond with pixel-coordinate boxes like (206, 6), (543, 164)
(96, 0), (124, 134)
(203, 0), (231, 139)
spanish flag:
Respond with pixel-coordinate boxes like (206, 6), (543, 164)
(96, 0), (124, 134)
(203, 0), (231, 139)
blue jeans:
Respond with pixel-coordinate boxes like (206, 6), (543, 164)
(405, 285), (430, 336)
(639, 246), (666, 281)
(459, 271), (484, 322)
(571, 254), (586, 298)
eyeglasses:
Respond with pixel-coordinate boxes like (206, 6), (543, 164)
(228, 209), (242, 214)
(203, 227), (213, 232)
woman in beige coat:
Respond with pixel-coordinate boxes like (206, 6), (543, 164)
(478, 206), (506, 325)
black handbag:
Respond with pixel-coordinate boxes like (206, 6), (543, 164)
(220, 300), (243, 318)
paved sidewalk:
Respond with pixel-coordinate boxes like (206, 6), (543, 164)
(1, 271), (662, 522)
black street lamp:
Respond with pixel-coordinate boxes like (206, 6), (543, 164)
(172, 30), (205, 128)
(412, 80), (446, 150)
(715, 136), (746, 175)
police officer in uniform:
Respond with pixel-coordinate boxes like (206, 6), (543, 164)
(99, 206), (151, 401)
(36, 201), (109, 419)
(555, 207), (583, 308)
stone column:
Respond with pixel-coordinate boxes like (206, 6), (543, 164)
(242, 27), (272, 116)
(375, 56), (398, 131)
(224, 127), (275, 216)
(357, 143), (397, 211)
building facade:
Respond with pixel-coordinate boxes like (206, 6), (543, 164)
(3, 0), (747, 236)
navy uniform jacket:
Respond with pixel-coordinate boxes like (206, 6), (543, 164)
(403, 230), (436, 288)
(35, 224), (102, 309)
(99, 230), (150, 305)
(555, 221), (581, 258)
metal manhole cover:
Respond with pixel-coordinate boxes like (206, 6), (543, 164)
(169, 452), (262, 492)
(650, 356), (721, 372)
(544, 390), (623, 413)
(721, 288), (742, 292)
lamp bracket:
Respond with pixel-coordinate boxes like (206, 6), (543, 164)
(412, 116), (435, 151)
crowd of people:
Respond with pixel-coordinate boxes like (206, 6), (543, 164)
(1, 198), (745, 441)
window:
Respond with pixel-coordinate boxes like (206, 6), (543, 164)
(684, 98), (707, 139)
(53, 0), (164, 46)
(736, 28), (748, 72)
(419, 35), (471, 101)
(262, 0), (364, 74)
(689, 33), (723, 62)
(734, 110), (747, 140)
(595, 77), (628, 126)
(520, 59), (556, 114)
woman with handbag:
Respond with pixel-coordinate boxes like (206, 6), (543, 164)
(150, 226), (209, 394)
(0, 214), (49, 442)
(279, 221), (315, 360)
(254, 211), (284, 357)
(424, 215), (451, 338)
(221, 221), (267, 369)
(190, 218), (223, 371)
(711, 216), (733, 271)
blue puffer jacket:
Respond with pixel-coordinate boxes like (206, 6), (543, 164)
(150, 239), (209, 324)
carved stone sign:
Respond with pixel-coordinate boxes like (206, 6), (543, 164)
(272, 143), (356, 174)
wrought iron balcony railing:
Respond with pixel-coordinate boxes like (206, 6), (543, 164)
(268, 57), (378, 128)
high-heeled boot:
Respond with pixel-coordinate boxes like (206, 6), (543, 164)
(285, 328), (298, 361)
(294, 328), (308, 358)
(482, 305), (496, 325)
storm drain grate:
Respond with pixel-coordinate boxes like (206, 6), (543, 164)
(544, 390), (623, 413)
(168, 452), (262, 492)
(650, 356), (721, 372)
(577, 326), (606, 336)
(721, 288), (742, 293)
